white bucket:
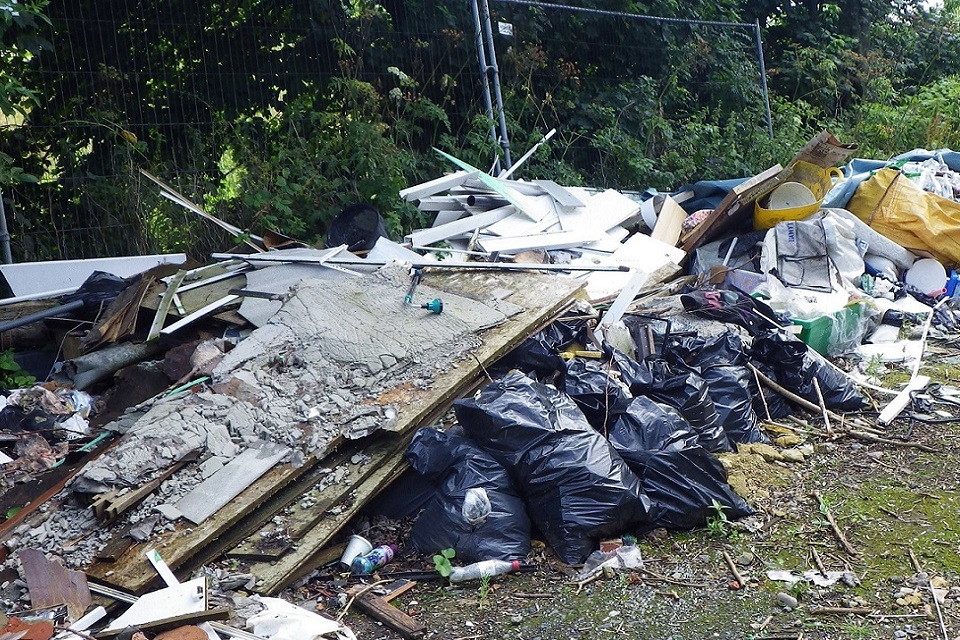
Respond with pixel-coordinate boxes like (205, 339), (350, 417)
(905, 258), (947, 297)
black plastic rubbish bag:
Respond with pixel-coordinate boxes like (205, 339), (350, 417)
(662, 332), (767, 445)
(642, 362), (733, 454)
(406, 427), (531, 562)
(454, 371), (658, 564)
(634, 447), (755, 531)
(326, 203), (389, 252)
(564, 358), (632, 430)
(700, 365), (768, 445)
(491, 319), (588, 386)
(607, 396), (698, 471)
(607, 345), (656, 393)
(750, 329), (866, 411)
(750, 361), (795, 419)
(680, 287), (782, 336)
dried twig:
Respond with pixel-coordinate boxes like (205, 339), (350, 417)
(909, 550), (949, 640)
(748, 363), (844, 423)
(722, 549), (746, 589)
(809, 606), (873, 615)
(845, 429), (939, 453)
(810, 546), (828, 579)
(812, 378), (832, 435)
(337, 579), (391, 621)
(812, 491), (858, 556)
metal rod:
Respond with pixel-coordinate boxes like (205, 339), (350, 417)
(0, 188), (12, 264)
(211, 252), (630, 272)
(478, 0), (512, 167)
(754, 19), (774, 140)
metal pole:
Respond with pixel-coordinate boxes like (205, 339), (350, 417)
(0, 189), (13, 264)
(478, 0), (513, 167)
(754, 19), (773, 140)
(470, 0), (503, 174)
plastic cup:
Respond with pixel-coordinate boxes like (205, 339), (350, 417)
(339, 534), (373, 568)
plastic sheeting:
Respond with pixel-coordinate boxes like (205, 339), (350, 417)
(406, 427), (531, 563)
(750, 329), (866, 411)
(454, 371), (658, 564)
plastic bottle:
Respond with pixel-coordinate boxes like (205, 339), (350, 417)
(350, 544), (397, 575)
(448, 559), (520, 583)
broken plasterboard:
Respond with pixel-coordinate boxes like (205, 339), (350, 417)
(557, 188), (640, 235)
(175, 441), (291, 524)
(103, 577), (207, 632)
(0, 254), (187, 298)
(578, 232), (685, 301)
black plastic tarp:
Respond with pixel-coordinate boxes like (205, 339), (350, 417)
(750, 329), (866, 411)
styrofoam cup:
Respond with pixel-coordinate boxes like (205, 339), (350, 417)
(905, 258), (947, 297)
(339, 534), (373, 568)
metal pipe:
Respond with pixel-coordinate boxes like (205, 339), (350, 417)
(470, 0), (503, 174)
(211, 252), (630, 272)
(0, 299), (85, 334)
(754, 19), (774, 140)
(478, 0), (513, 167)
(0, 189), (13, 264)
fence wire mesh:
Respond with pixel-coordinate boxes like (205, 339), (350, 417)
(2, 1), (768, 264)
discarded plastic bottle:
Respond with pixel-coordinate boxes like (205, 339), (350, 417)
(448, 559), (520, 583)
(350, 544), (397, 575)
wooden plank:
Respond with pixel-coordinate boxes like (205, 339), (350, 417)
(351, 589), (425, 639)
(18, 548), (92, 620)
(650, 195), (686, 246)
(251, 444), (411, 594)
(98, 608), (230, 638)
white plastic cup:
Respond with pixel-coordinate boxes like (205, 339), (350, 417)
(905, 258), (947, 297)
(339, 534), (373, 568)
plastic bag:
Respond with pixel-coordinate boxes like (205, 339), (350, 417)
(491, 319), (587, 385)
(642, 362), (733, 454)
(607, 396), (698, 471)
(576, 544), (644, 581)
(564, 357), (632, 430)
(679, 287), (782, 336)
(405, 426), (531, 562)
(326, 203), (388, 252)
(454, 371), (658, 564)
(701, 365), (768, 445)
(750, 329), (866, 411)
(635, 447), (755, 531)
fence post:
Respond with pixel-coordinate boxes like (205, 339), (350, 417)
(754, 18), (774, 140)
(470, 0), (504, 174)
(476, 0), (512, 169)
(0, 190), (12, 264)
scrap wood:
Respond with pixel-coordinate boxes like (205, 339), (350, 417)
(808, 607), (873, 616)
(96, 608), (230, 639)
(248, 443), (411, 594)
(812, 491), (858, 556)
(342, 579), (424, 639)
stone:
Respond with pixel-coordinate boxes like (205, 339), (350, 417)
(735, 552), (755, 567)
(775, 592), (799, 610)
(154, 503), (184, 521)
(780, 448), (806, 463)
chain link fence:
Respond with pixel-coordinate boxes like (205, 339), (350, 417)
(2, 1), (770, 264)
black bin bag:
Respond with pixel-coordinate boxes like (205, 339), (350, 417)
(665, 332), (768, 445)
(636, 447), (755, 531)
(644, 364), (733, 454)
(607, 396), (698, 471)
(564, 358), (632, 430)
(405, 427), (531, 562)
(490, 319), (587, 385)
(454, 371), (659, 564)
(751, 329), (866, 411)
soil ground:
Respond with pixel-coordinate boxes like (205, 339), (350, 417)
(287, 345), (960, 640)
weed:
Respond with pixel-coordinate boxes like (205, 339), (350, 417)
(433, 548), (455, 578)
(478, 573), (491, 606)
(0, 349), (34, 389)
(788, 578), (810, 601)
(705, 499), (737, 540)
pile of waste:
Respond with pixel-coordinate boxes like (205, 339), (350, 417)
(2, 131), (960, 638)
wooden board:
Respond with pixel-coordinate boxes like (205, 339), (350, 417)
(83, 270), (582, 594)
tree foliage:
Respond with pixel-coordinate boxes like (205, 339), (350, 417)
(2, 0), (960, 260)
